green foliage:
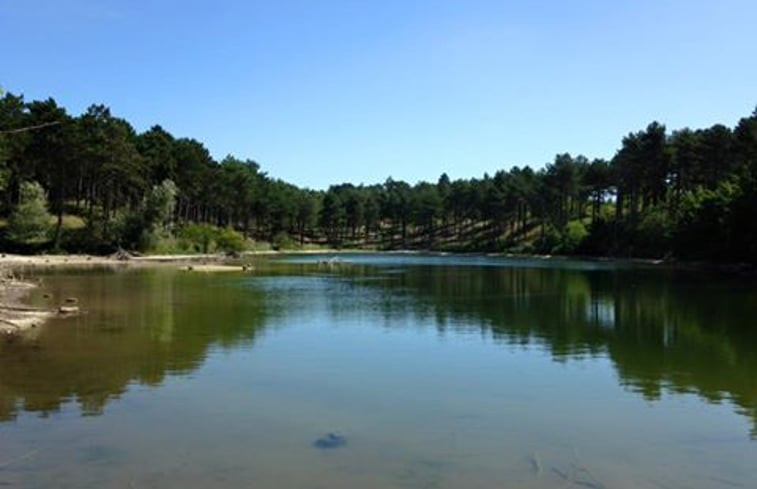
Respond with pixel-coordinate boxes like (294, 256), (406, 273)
(146, 235), (184, 255)
(635, 206), (674, 257)
(320, 189), (346, 246)
(673, 182), (740, 260)
(271, 231), (296, 251)
(216, 227), (246, 254)
(174, 224), (247, 255)
(112, 209), (149, 250)
(578, 218), (614, 256)
(7, 181), (52, 245)
(534, 224), (562, 254)
(109, 179), (178, 252)
(1, 89), (756, 263)
(535, 221), (588, 255)
(145, 179), (178, 232)
(504, 242), (535, 255)
(179, 224), (218, 254)
(0, 135), (9, 192)
(561, 221), (588, 254)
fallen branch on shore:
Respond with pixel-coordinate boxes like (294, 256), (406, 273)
(0, 317), (21, 330)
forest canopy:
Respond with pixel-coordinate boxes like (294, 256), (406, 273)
(1, 90), (755, 263)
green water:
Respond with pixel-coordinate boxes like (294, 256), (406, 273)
(1, 254), (755, 488)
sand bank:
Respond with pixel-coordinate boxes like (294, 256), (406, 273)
(0, 253), (255, 335)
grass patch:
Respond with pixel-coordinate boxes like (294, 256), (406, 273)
(59, 215), (86, 230)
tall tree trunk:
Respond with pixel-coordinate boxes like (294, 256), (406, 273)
(53, 186), (65, 250)
(615, 188), (624, 221)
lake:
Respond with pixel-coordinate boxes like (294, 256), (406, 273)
(1, 254), (755, 488)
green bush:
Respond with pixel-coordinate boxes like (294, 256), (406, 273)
(271, 231), (296, 251)
(149, 235), (185, 254)
(7, 181), (52, 245)
(673, 182), (739, 260)
(59, 223), (115, 254)
(635, 206), (673, 257)
(175, 224), (247, 254)
(178, 223), (218, 253)
(112, 210), (147, 250)
(534, 224), (562, 254)
(216, 227), (246, 254)
(561, 221), (588, 254)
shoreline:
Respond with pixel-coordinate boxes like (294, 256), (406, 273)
(2, 248), (752, 277)
(2, 249), (752, 336)
(276, 249), (756, 274)
(0, 253), (246, 336)
(0, 274), (53, 336)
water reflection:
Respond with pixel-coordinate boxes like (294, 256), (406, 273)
(271, 257), (757, 438)
(0, 267), (268, 421)
(1, 257), (756, 443)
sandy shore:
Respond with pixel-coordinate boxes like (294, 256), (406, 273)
(0, 250), (409, 335)
(0, 253), (225, 267)
(0, 276), (53, 336)
(0, 250), (340, 335)
(0, 248), (357, 267)
(0, 253), (259, 336)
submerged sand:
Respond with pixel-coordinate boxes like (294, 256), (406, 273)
(0, 253), (258, 336)
(0, 277), (52, 335)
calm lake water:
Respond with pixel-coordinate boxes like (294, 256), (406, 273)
(1, 254), (756, 488)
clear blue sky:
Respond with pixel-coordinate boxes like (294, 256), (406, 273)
(2, 0), (756, 189)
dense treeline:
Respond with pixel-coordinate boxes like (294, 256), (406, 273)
(1, 90), (755, 262)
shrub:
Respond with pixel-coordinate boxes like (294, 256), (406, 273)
(561, 221), (588, 254)
(7, 181), (52, 245)
(216, 227), (246, 254)
(112, 210), (147, 250)
(534, 224), (562, 254)
(635, 207), (673, 257)
(271, 231), (296, 251)
(178, 223), (218, 253)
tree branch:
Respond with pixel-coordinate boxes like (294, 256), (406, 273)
(0, 121), (62, 134)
